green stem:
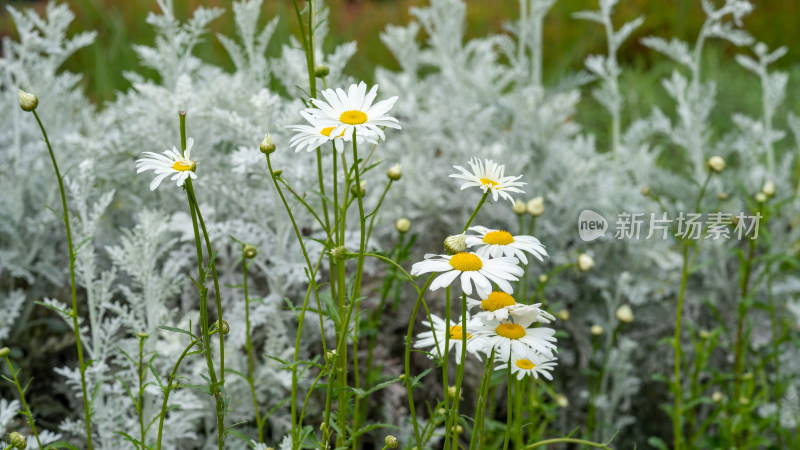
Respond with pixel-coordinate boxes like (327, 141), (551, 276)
(156, 340), (200, 450)
(32, 109), (93, 450)
(3, 355), (43, 449)
(138, 334), (146, 449)
(450, 293), (468, 450)
(242, 256), (263, 442)
(404, 275), (436, 449)
(514, 377), (524, 449)
(462, 192), (491, 233)
(502, 360), (513, 450)
(732, 236), (756, 440)
(350, 132), (368, 450)
(365, 179), (394, 246)
(673, 242), (689, 450)
(443, 286), (452, 450)
(471, 348), (496, 450)
(525, 437), (613, 449)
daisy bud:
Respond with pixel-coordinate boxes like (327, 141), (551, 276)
(557, 310), (569, 321)
(711, 391), (723, 402)
(453, 425), (463, 434)
(615, 304), (634, 323)
(577, 253), (595, 272)
(211, 320), (230, 335)
(717, 192), (728, 200)
(0, 347), (9, 357)
(699, 330), (711, 339)
(172, 380), (179, 389)
(590, 324), (603, 336)
(331, 246), (349, 261)
(387, 164), (402, 181)
(755, 192), (767, 203)
(395, 218), (411, 234)
(555, 394), (569, 407)
(742, 372), (753, 380)
(260, 133), (276, 154)
(326, 350), (338, 365)
(640, 185), (651, 196)
(320, 422), (329, 433)
(538, 274), (548, 283)
(9, 431), (26, 449)
(243, 245), (258, 259)
(526, 196), (545, 216)
(437, 407), (446, 415)
(272, 169), (283, 177)
(351, 180), (366, 198)
(137, 332), (149, 339)
(444, 233), (467, 255)
(707, 156), (726, 173)
(512, 200), (527, 215)
(18, 89), (38, 112)
(447, 385), (461, 400)
(384, 435), (399, 449)
(762, 180), (775, 197)
(314, 64), (330, 78)
(739, 396), (750, 405)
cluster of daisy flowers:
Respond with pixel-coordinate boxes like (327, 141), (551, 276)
(411, 159), (558, 381)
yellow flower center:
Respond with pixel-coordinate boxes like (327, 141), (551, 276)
(481, 291), (516, 311)
(479, 178), (498, 188)
(449, 325), (471, 340)
(483, 230), (514, 245)
(496, 323), (525, 340)
(321, 127), (346, 138)
(449, 253), (482, 271)
(515, 359), (535, 370)
(172, 160), (195, 172)
(339, 110), (368, 125)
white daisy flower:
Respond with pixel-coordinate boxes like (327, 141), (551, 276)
(287, 112), (379, 153)
(466, 291), (555, 323)
(496, 353), (558, 381)
(135, 138), (198, 191)
(414, 312), (484, 363)
(410, 252), (523, 299)
(304, 81), (400, 141)
(450, 158), (525, 204)
(466, 226), (547, 265)
(473, 315), (557, 360)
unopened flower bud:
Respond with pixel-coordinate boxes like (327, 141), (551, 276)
(211, 320), (230, 335)
(526, 196), (545, 216)
(555, 394), (569, 407)
(9, 431), (26, 449)
(447, 385), (460, 400)
(444, 233), (467, 255)
(762, 180), (775, 197)
(137, 332), (149, 339)
(18, 89), (38, 112)
(395, 218), (411, 234)
(717, 192), (729, 200)
(699, 330), (711, 339)
(384, 435), (399, 449)
(742, 372), (753, 380)
(577, 253), (595, 272)
(640, 185), (651, 196)
(712, 391), (723, 402)
(739, 396), (750, 405)
(755, 192), (767, 203)
(0, 347), (9, 357)
(707, 156), (726, 173)
(314, 64), (330, 78)
(452, 424), (463, 434)
(351, 180), (366, 198)
(590, 324), (603, 336)
(512, 200), (527, 215)
(260, 133), (276, 154)
(386, 164), (402, 181)
(615, 304), (634, 323)
(538, 274), (548, 284)
(243, 245), (258, 259)
(326, 350), (337, 365)
(331, 246), (349, 261)
(557, 310), (569, 321)
(272, 169), (283, 177)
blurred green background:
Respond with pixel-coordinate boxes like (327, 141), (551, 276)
(2, 0), (798, 144)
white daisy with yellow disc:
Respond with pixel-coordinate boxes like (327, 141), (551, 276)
(288, 112), (379, 153)
(303, 81), (400, 141)
(466, 226), (547, 265)
(414, 313), (485, 363)
(466, 291), (555, 323)
(473, 315), (557, 360)
(450, 158), (525, 204)
(410, 252), (523, 299)
(135, 137), (198, 191)
(496, 352), (558, 381)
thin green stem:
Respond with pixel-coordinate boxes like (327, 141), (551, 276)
(3, 355), (43, 449)
(443, 286), (452, 450)
(137, 335), (147, 449)
(242, 256), (263, 442)
(514, 377), (524, 449)
(502, 360), (513, 450)
(525, 437), (613, 449)
(156, 340), (200, 450)
(471, 348), (496, 450)
(404, 275), (436, 449)
(365, 179), (394, 246)
(462, 192), (491, 233)
(32, 109), (93, 450)
(450, 293), (468, 450)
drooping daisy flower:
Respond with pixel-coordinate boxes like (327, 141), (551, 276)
(473, 315), (557, 360)
(410, 252), (523, 299)
(303, 82), (400, 141)
(496, 353), (558, 381)
(466, 291), (555, 323)
(415, 313), (484, 363)
(136, 138), (197, 191)
(450, 158), (525, 204)
(466, 226), (547, 265)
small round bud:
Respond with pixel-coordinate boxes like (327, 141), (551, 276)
(172, 380), (179, 389)
(211, 320), (230, 335)
(384, 435), (399, 448)
(325, 350), (337, 365)
(320, 422), (329, 433)
(557, 310), (569, 321)
(526, 196), (545, 216)
(0, 347), (10, 357)
(444, 233), (467, 255)
(351, 180), (366, 198)
(243, 245), (258, 259)
(447, 385), (459, 400)
(137, 332), (150, 339)
(555, 394), (569, 407)
(711, 391), (723, 403)
(437, 407), (446, 415)
(755, 192), (767, 203)
(453, 425), (463, 434)
(260, 133), (276, 154)
(512, 200), (527, 215)
(762, 180), (775, 197)
(640, 185), (651, 196)
(538, 274), (548, 284)
(739, 396), (750, 405)
(18, 89), (38, 112)
(577, 253), (595, 272)
(272, 169), (283, 178)
(395, 218), (411, 234)
(314, 64), (330, 78)
(331, 246), (349, 261)
(590, 324), (604, 336)
(615, 304), (634, 323)
(9, 431), (26, 449)
(699, 330), (711, 339)
(742, 372), (753, 380)
(717, 192), (729, 200)
(707, 156), (726, 173)
(386, 164), (402, 181)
